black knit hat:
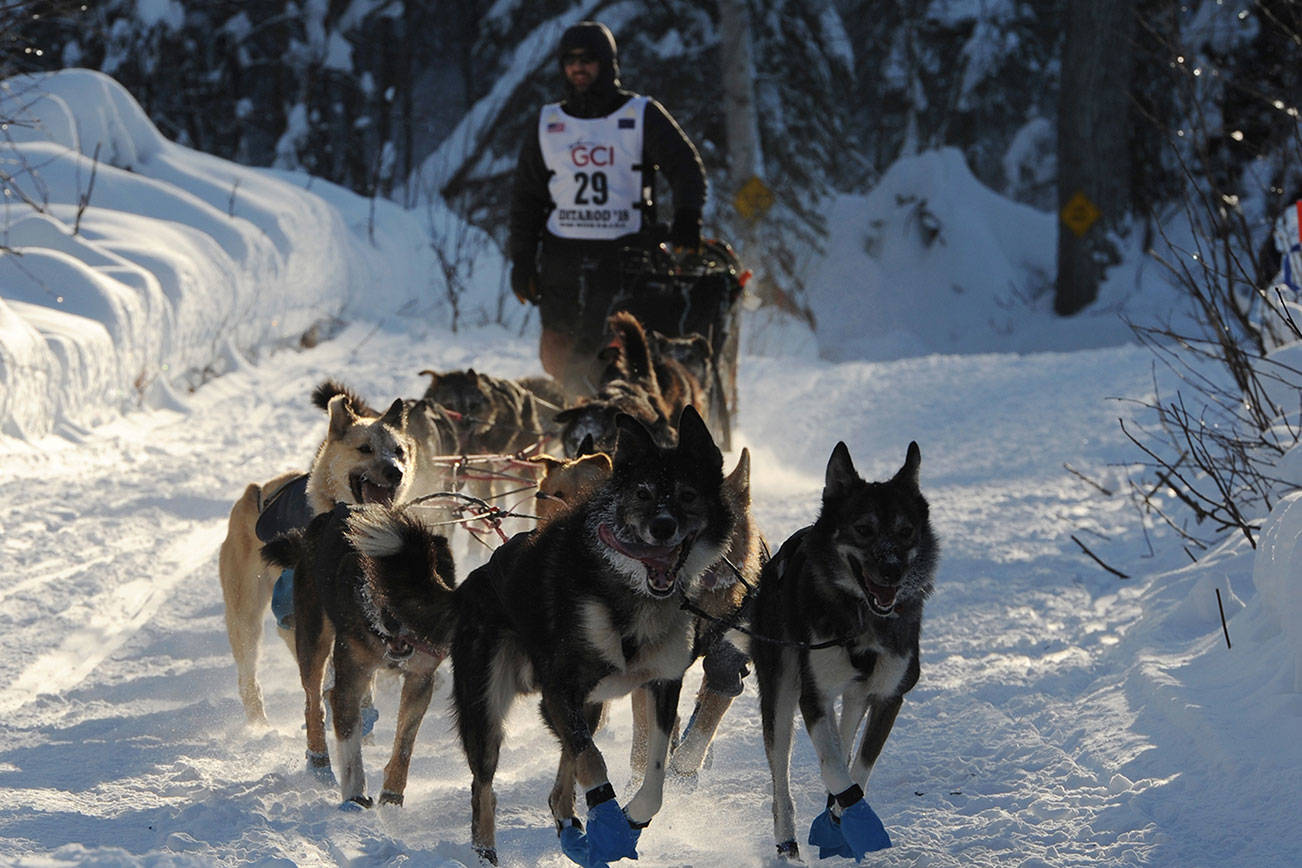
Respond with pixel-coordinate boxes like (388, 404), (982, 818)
(558, 20), (620, 90)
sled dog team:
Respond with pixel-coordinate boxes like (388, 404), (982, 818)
(219, 312), (939, 866)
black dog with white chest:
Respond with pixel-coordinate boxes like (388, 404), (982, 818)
(351, 406), (734, 866)
(752, 441), (938, 863)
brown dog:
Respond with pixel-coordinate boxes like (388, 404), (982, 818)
(219, 470), (307, 723)
(528, 451), (613, 524)
(555, 312), (678, 457)
(650, 329), (720, 440)
(263, 504), (454, 807)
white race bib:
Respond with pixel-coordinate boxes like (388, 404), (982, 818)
(539, 96), (647, 240)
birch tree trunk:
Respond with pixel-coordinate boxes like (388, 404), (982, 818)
(719, 0), (763, 193)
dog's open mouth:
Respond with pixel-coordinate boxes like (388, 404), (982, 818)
(848, 555), (898, 617)
(598, 523), (685, 597)
(351, 473), (398, 505)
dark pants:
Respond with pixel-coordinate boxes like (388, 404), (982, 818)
(537, 234), (640, 396)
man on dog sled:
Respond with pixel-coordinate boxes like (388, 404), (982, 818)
(508, 19), (708, 398)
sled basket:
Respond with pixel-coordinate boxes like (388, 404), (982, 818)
(610, 238), (747, 450)
(613, 238), (745, 341)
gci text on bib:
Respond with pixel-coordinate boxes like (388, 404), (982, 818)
(539, 96), (647, 240)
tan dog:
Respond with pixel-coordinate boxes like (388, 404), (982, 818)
(534, 447), (762, 780)
(219, 470), (306, 723)
(219, 385), (421, 724)
(529, 451), (614, 524)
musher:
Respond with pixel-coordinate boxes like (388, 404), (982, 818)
(508, 20), (707, 397)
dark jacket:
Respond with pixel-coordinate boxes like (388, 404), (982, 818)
(508, 21), (706, 269)
(508, 95), (706, 266)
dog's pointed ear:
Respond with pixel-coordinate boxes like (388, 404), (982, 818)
(723, 447), (751, 505)
(529, 454), (565, 472)
(676, 405), (721, 472)
(614, 412), (654, 462)
(327, 393), (358, 439)
(577, 433), (597, 456)
(379, 398), (406, 428)
(554, 407), (580, 424)
(894, 441), (921, 487)
(824, 442), (860, 500)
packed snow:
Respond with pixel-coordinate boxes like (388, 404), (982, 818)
(1, 69), (1298, 867)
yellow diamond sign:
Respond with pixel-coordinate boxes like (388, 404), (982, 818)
(734, 175), (775, 221)
(1061, 190), (1102, 237)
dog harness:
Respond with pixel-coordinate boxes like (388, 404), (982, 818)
(254, 473), (313, 543)
(539, 96), (648, 239)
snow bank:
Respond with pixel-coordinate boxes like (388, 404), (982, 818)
(802, 148), (1166, 361)
(0, 69), (443, 441)
(1253, 490), (1302, 690)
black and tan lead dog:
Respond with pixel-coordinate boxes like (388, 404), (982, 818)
(351, 406), (733, 866)
(753, 441), (938, 863)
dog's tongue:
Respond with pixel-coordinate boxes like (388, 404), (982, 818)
(849, 556), (897, 610)
(598, 524), (679, 591)
(640, 553), (679, 592)
(867, 582), (897, 608)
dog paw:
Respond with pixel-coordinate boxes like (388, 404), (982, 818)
(665, 766), (699, 792)
(339, 795), (373, 811)
(838, 798), (890, 856)
(378, 790), (404, 807)
(305, 752), (336, 786)
(775, 839), (804, 864)
(583, 800), (639, 864)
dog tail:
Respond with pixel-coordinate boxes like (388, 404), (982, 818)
(260, 528), (306, 571)
(347, 505), (459, 646)
(607, 311), (658, 390)
(311, 379), (377, 416)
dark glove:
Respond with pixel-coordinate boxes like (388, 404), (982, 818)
(511, 259), (539, 304)
(669, 208), (701, 252)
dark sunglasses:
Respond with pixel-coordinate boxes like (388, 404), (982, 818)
(562, 52), (598, 66)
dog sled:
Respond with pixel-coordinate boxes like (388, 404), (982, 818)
(610, 237), (748, 451)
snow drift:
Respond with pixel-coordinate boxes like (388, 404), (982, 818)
(0, 69), (441, 440)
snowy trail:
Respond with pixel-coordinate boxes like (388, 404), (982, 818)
(0, 523), (219, 715)
(0, 323), (1249, 866)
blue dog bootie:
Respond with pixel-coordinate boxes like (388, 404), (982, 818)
(808, 808), (854, 860)
(559, 818), (607, 868)
(271, 568), (294, 629)
(808, 786), (890, 861)
(838, 798), (890, 856)
(584, 799), (640, 864)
